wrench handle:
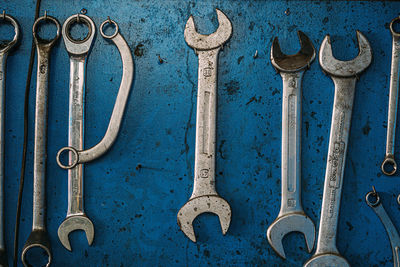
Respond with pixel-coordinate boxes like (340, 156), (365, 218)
(279, 71), (304, 215)
(67, 57), (86, 216)
(32, 47), (52, 230)
(191, 49), (220, 198)
(0, 53), (7, 249)
(315, 77), (356, 255)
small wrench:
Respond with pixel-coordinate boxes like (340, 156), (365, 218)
(0, 11), (19, 267)
(21, 12), (60, 267)
(304, 31), (372, 267)
(267, 31), (316, 259)
(382, 16), (400, 176)
(177, 9), (232, 242)
(57, 16), (134, 251)
(366, 187), (400, 267)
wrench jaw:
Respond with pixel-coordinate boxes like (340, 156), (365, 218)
(267, 213), (315, 259)
(57, 215), (94, 251)
(177, 196), (231, 242)
(184, 8), (232, 51)
(21, 229), (51, 267)
(271, 31), (316, 73)
(319, 31), (372, 77)
(303, 253), (350, 267)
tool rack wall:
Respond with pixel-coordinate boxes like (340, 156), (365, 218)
(1, 0), (399, 266)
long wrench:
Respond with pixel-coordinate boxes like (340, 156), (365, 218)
(267, 31), (316, 259)
(366, 188), (400, 267)
(382, 16), (400, 176)
(56, 16), (134, 251)
(0, 11), (19, 267)
(21, 13), (60, 267)
(304, 31), (372, 267)
(177, 9), (232, 242)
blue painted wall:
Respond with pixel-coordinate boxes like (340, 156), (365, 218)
(1, 0), (400, 266)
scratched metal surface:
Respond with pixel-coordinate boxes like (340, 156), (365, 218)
(1, 0), (400, 266)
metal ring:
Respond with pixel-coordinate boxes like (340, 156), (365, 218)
(56, 147), (79, 170)
(32, 12), (61, 47)
(365, 191), (380, 207)
(100, 17), (119, 39)
(21, 243), (51, 267)
(390, 17), (400, 37)
(65, 14), (92, 44)
(0, 13), (20, 53)
(381, 156), (397, 176)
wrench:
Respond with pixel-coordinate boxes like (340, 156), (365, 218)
(366, 187), (400, 267)
(177, 9), (232, 242)
(56, 16), (134, 251)
(304, 31), (372, 267)
(382, 16), (400, 176)
(21, 13), (60, 267)
(0, 11), (19, 267)
(267, 31), (316, 259)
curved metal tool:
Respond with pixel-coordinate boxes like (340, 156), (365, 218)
(177, 9), (232, 242)
(366, 188), (400, 267)
(21, 12), (60, 267)
(304, 31), (372, 267)
(382, 16), (400, 176)
(267, 31), (316, 259)
(0, 10), (19, 267)
(57, 16), (134, 251)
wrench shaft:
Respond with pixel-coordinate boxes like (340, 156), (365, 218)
(0, 53), (6, 249)
(67, 57), (86, 216)
(191, 49), (219, 199)
(315, 77), (356, 255)
(279, 71), (304, 215)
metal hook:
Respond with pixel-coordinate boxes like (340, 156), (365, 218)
(372, 185), (377, 195)
(77, 13), (80, 23)
(1, 10), (5, 20)
(44, 10), (47, 19)
(107, 16), (111, 24)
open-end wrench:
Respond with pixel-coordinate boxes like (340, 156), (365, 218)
(0, 11), (19, 267)
(382, 16), (400, 176)
(177, 9), (232, 242)
(56, 16), (134, 251)
(304, 31), (372, 267)
(21, 13), (60, 267)
(267, 31), (316, 259)
(366, 187), (400, 267)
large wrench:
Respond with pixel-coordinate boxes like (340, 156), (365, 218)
(304, 31), (372, 267)
(366, 188), (400, 267)
(177, 9), (232, 242)
(21, 13), (60, 267)
(0, 11), (19, 267)
(382, 17), (400, 176)
(56, 16), (134, 251)
(267, 31), (316, 259)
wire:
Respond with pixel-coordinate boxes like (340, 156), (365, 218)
(13, 0), (42, 266)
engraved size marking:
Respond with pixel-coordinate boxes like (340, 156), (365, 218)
(287, 94), (296, 193)
(287, 198), (296, 207)
(0, 71), (3, 80)
(288, 94), (296, 128)
(200, 169), (209, 178)
(203, 67), (213, 77)
(288, 77), (296, 88)
(40, 64), (46, 74)
(202, 91), (210, 154)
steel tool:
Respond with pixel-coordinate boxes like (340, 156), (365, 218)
(177, 9), (232, 242)
(382, 16), (400, 176)
(267, 31), (316, 259)
(304, 31), (372, 267)
(0, 11), (19, 267)
(56, 16), (134, 251)
(21, 13), (60, 267)
(366, 187), (400, 267)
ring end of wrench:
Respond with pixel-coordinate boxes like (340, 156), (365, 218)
(381, 156), (397, 176)
(21, 229), (52, 267)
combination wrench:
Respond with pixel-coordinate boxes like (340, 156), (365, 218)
(177, 9), (232, 242)
(0, 11), (19, 267)
(382, 16), (400, 176)
(56, 16), (134, 251)
(366, 187), (400, 267)
(267, 31), (316, 259)
(21, 13), (60, 267)
(304, 31), (372, 267)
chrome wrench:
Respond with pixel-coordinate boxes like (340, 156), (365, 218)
(267, 31), (316, 259)
(0, 11), (19, 267)
(366, 187), (400, 267)
(177, 9), (232, 242)
(382, 16), (400, 176)
(21, 13), (60, 267)
(56, 16), (134, 251)
(304, 31), (372, 267)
